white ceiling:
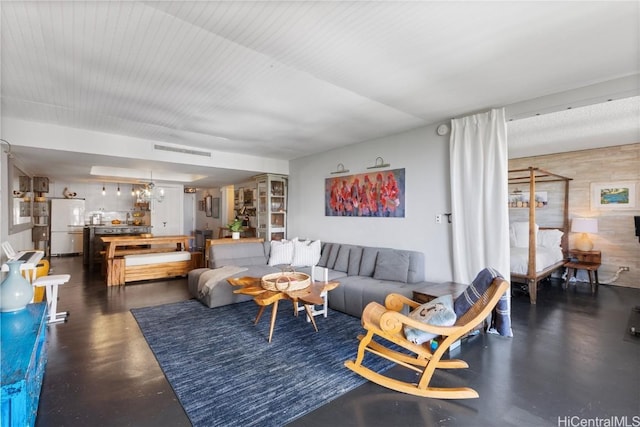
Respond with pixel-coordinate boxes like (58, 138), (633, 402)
(1, 1), (639, 186)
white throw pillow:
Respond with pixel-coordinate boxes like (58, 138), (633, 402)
(268, 239), (295, 266)
(291, 239), (321, 267)
(511, 221), (538, 248)
(538, 229), (563, 248)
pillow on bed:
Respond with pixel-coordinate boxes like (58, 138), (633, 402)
(538, 229), (563, 248)
(511, 221), (539, 248)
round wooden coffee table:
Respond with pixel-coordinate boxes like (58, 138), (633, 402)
(227, 275), (340, 343)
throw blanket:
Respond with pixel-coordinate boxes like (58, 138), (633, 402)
(198, 266), (248, 298)
(453, 267), (513, 337)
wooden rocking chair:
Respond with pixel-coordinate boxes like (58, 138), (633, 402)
(344, 277), (509, 399)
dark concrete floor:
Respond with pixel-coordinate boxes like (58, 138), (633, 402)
(36, 256), (640, 427)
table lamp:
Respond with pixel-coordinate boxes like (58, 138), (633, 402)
(571, 218), (598, 251)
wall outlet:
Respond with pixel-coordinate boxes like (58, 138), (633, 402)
(435, 214), (442, 224)
(620, 266), (630, 271)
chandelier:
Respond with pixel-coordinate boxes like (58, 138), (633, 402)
(134, 174), (164, 203)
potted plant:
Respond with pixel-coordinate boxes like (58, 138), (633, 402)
(228, 218), (243, 239)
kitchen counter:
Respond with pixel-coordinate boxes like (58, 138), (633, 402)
(83, 225), (153, 270)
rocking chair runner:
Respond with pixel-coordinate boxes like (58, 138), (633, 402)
(344, 277), (509, 399)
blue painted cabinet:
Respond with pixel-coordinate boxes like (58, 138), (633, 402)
(1, 303), (47, 427)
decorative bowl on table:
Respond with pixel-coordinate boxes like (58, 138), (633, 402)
(262, 272), (310, 292)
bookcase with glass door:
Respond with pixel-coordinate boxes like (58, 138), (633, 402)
(255, 174), (287, 241)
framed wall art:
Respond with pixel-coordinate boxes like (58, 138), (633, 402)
(591, 181), (637, 210)
(325, 168), (405, 217)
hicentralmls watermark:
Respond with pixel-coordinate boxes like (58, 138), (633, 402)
(558, 416), (640, 427)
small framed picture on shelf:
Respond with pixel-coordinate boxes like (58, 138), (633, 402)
(271, 181), (284, 196)
(243, 188), (253, 206)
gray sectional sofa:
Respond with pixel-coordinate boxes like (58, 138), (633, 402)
(188, 241), (431, 318)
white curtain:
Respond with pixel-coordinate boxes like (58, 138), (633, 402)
(450, 108), (509, 284)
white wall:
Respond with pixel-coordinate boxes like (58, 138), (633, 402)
(288, 123), (454, 283)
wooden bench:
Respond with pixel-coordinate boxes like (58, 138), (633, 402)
(101, 235), (192, 286)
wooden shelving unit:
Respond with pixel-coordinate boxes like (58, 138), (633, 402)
(255, 174), (287, 241)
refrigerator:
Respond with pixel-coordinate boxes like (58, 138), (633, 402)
(50, 199), (86, 256)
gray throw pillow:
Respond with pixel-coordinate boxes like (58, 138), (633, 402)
(347, 246), (363, 276)
(317, 243), (332, 267)
(404, 294), (456, 345)
(359, 247), (379, 277)
(333, 245), (350, 273)
(373, 250), (410, 283)
(325, 244), (341, 270)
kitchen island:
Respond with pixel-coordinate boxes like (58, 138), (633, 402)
(83, 225), (153, 271)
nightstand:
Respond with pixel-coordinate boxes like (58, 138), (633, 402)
(564, 250), (601, 294)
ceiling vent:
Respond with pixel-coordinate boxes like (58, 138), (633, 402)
(154, 144), (211, 157)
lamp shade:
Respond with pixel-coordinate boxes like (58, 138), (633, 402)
(571, 218), (598, 234)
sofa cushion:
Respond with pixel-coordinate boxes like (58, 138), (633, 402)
(268, 239), (295, 266)
(404, 294), (456, 345)
(317, 243), (332, 267)
(210, 242), (267, 268)
(347, 246), (363, 276)
(359, 247), (379, 277)
(405, 251), (425, 283)
(333, 245), (351, 273)
(373, 250), (410, 283)
(291, 239), (321, 267)
(326, 243), (341, 270)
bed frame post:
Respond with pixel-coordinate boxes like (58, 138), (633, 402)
(527, 167), (537, 304)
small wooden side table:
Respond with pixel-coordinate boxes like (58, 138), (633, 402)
(564, 250), (601, 294)
(412, 281), (468, 304)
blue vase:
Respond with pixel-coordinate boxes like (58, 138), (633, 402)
(0, 260), (33, 312)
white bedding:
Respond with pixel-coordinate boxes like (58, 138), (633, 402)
(510, 246), (563, 275)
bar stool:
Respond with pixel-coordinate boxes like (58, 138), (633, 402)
(33, 274), (70, 323)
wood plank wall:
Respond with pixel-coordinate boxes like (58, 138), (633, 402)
(509, 143), (640, 289)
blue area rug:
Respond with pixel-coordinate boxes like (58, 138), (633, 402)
(131, 299), (394, 426)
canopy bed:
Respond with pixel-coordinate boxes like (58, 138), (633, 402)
(509, 167), (572, 304)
